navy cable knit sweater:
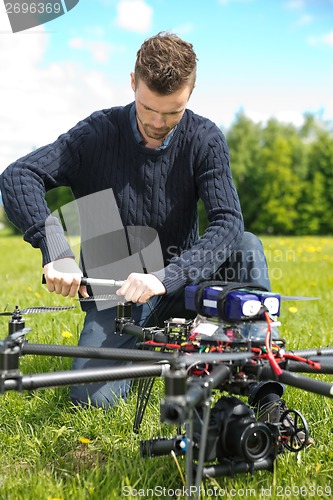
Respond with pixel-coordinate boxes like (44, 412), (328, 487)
(0, 103), (244, 294)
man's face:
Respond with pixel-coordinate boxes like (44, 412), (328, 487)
(131, 74), (192, 143)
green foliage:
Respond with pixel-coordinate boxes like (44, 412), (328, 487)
(225, 111), (262, 184)
(198, 199), (208, 234)
(0, 233), (333, 498)
(299, 130), (333, 234)
(45, 186), (75, 213)
(250, 130), (302, 233)
(227, 112), (333, 235)
(0, 203), (21, 235)
(1, 186), (75, 235)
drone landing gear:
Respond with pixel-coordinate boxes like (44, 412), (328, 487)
(133, 377), (156, 433)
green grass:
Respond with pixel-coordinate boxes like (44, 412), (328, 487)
(0, 232), (333, 499)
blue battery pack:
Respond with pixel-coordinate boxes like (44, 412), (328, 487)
(185, 285), (280, 320)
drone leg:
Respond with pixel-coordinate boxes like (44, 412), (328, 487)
(185, 408), (197, 499)
(133, 377), (155, 433)
(194, 400), (212, 495)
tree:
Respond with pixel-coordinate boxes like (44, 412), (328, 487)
(226, 111), (262, 229)
(252, 129), (303, 234)
(227, 116), (306, 234)
(299, 130), (333, 234)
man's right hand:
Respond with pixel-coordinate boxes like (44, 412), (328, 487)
(43, 258), (89, 298)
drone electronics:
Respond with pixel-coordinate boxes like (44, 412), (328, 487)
(185, 282), (280, 320)
(0, 278), (332, 499)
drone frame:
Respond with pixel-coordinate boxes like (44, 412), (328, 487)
(1, 284), (333, 499)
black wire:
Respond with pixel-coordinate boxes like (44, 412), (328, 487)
(146, 299), (161, 327)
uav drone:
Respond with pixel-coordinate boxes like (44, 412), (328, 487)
(1, 278), (333, 498)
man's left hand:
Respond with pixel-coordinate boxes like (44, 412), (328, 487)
(116, 273), (166, 303)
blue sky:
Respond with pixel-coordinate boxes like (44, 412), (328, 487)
(0, 0), (333, 172)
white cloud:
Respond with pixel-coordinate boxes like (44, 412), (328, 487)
(84, 25), (106, 37)
(171, 23), (195, 36)
(218, 0), (254, 5)
(69, 37), (84, 48)
(69, 37), (116, 62)
(245, 109), (305, 127)
(116, 0), (153, 33)
(308, 30), (333, 46)
(0, 12), (132, 173)
(189, 77), (333, 130)
(293, 14), (313, 26)
(322, 31), (333, 45)
(285, 0), (305, 9)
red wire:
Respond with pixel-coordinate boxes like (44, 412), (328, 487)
(264, 312), (283, 376)
(282, 353), (321, 370)
(144, 340), (181, 349)
(144, 320), (321, 374)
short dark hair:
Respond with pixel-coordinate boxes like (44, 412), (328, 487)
(134, 32), (197, 95)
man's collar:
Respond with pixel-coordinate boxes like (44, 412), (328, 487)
(129, 103), (177, 149)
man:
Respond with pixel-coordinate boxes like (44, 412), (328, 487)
(0, 32), (283, 415)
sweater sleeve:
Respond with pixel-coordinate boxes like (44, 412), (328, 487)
(153, 126), (244, 293)
(0, 116), (91, 266)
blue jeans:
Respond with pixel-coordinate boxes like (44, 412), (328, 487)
(70, 288), (194, 407)
(70, 232), (282, 407)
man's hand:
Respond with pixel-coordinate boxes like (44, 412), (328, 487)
(44, 258), (89, 298)
(116, 273), (166, 304)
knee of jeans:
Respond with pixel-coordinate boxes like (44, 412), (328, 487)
(240, 231), (264, 253)
(70, 379), (131, 409)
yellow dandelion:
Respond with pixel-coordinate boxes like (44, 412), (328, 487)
(79, 437), (92, 444)
(27, 286), (32, 292)
(61, 331), (73, 339)
(34, 291), (41, 299)
(288, 306), (298, 313)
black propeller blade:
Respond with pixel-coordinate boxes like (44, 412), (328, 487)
(0, 305), (76, 317)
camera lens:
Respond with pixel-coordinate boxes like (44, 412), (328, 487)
(140, 436), (186, 457)
(240, 423), (272, 461)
